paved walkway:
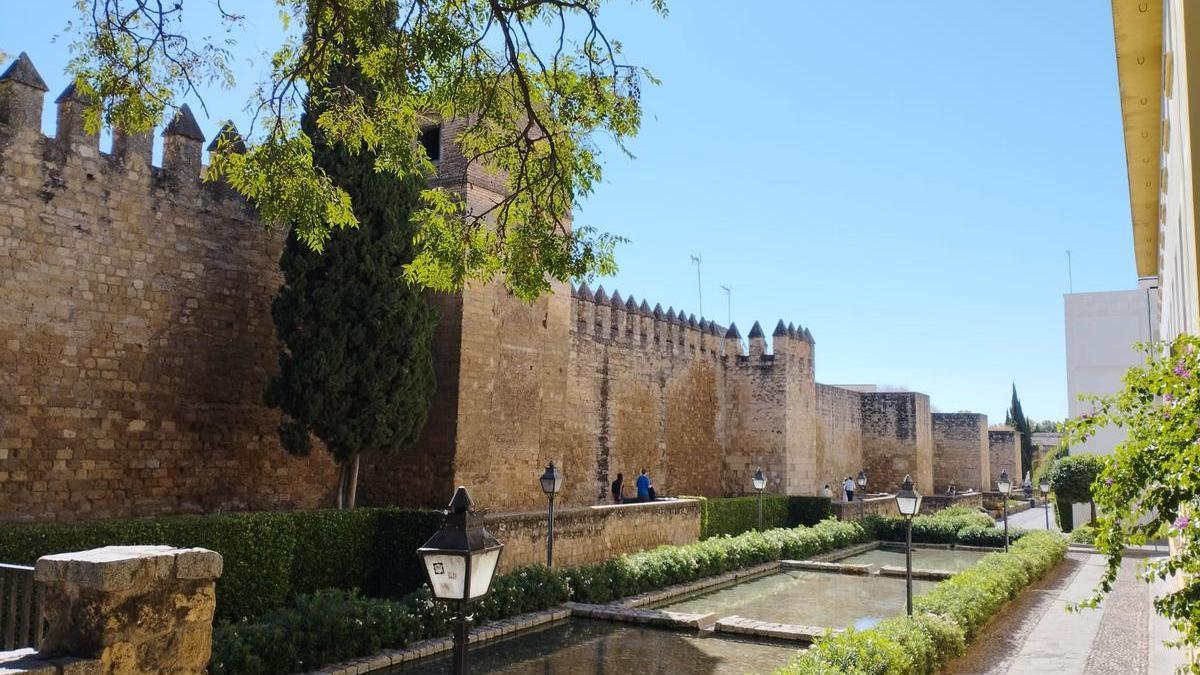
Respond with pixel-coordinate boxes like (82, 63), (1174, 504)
(945, 550), (1190, 674)
(997, 502), (1058, 531)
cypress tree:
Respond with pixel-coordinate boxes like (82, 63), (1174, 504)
(265, 61), (436, 508)
(1008, 384), (1035, 478)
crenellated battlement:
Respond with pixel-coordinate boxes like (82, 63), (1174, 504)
(568, 281), (816, 371)
(0, 53), (257, 223)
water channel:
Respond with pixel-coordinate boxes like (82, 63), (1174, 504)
(836, 546), (990, 571)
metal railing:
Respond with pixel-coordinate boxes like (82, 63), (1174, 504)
(0, 563), (44, 650)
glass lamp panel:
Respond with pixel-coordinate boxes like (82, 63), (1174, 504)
(424, 553), (466, 600)
(753, 477), (766, 490)
(1040, 483), (1050, 494)
(469, 548), (502, 599)
(896, 495), (918, 516)
(997, 481), (1011, 494)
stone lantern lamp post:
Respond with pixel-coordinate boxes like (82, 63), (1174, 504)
(894, 474), (921, 616)
(752, 467), (766, 530)
(997, 470), (1012, 552)
(418, 487), (503, 675)
(539, 460), (563, 567)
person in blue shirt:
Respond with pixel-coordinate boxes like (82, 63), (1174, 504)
(636, 469), (652, 503)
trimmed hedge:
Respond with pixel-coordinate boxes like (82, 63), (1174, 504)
(0, 507), (442, 622)
(868, 506), (997, 545)
(694, 495), (832, 539)
(212, 518), (871, 674)
(778, 530), (1068, 674)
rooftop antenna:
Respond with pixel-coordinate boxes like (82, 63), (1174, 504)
(720, 285), (731, 325)
(1065, 250), (1074, 293)
(690, 254), (703, 316)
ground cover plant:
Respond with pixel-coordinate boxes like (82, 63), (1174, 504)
(777, 530), (1068, 674)
(868, 506), (1027, 547)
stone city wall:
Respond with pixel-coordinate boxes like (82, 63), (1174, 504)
(0, 60), (338, 523)
(931, 413), (990, 493)
(860, 392), (933, 494)
(814, 384), (865, 496)
(485, 498), (701, 573)
(988, 428), (1021, 489)
(0, 55), (997, 523)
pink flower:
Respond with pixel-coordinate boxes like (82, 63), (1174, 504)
(1174, 515), (1190, 530)
(1105, 478), (1114, 485)
(1165, 393), (1175, 403)
(1174, 362), (1192, 378)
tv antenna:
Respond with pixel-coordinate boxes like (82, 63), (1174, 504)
(690, 254), (703, 316)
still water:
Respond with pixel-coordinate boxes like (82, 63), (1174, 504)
(659, 570), (937, 630)
(837, 546), (989, 572)
(388, 619), (800, 674)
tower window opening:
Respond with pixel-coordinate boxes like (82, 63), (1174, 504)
(420, 124), (442, 161)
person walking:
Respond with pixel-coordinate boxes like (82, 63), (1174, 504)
(843, 476), (856, 502)
(821, 484), (833, 498)
(611, 472), (624, 504)
(636, 469), (652, 503)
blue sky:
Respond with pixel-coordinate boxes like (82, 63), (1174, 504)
(0, 2), (1134, 422)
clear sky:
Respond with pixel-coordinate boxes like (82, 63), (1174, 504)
(0, 2), (1135, 423)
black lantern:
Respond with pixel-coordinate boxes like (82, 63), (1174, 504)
(997, 470), (1011, 551)
(894, 474), (920, 617)
(539, 460), (562, 567)
(417, 487), (503, 675)
(752, 468), (766, 530)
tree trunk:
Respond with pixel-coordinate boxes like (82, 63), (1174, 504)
(336, 462), (347, 510)
(1090, 500), (1096, 523)
(346, 454), (360, 509)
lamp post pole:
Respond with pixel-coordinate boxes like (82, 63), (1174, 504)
(454, 601), (469, 675)
(894, 474), (921, 617)
(857, 470), (868, 521)
(539, 461), (563, 568)
(1040, 481), (1051, 530)
(998, 470), (1012, 552)
(906, 513), (913, 616)
(753, 468), (766, 530)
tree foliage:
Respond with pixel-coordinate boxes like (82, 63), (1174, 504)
(64, 0), (666, 299)
(1044, 453), (1102, 504)
(1006, 384), (1036, 476)
(1064, 335), (1200, 663)
(264, 58), (437, 507)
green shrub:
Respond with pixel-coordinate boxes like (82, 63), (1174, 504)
(1056, 495), (1075, 532)
(0, 507), (442, 622)
(956, 525), (1029, 548)
(779, 531), (1067, 675)
(693, 495), (833, 539)
(1067, 524), (1095, 545)
(868, 506), (995, 545)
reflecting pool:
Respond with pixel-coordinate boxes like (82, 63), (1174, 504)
(659, 570), (937, 630)
(387, 619), (800, 674)
(837, 546), (989, 571)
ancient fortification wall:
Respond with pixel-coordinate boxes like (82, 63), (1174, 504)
(0, 55), (997, 522)
(0, 58), (337, 522)
(814, 384), (865, 494)
(932, 413), (990, 493)
(988, 428), (1022, 488)
(860, 392), (934, 494)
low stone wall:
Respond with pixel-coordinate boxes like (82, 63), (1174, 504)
(831, 494), (896, 521)
(920, 491), (983, 514)
(485, 498), (701, 573)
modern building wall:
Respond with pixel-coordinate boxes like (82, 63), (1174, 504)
(1062, 288), (1157, 525)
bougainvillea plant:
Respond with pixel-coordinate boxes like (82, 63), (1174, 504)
(1064, 334), (1200, 664)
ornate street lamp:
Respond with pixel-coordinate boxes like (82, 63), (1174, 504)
(997, 470), (1012, 552)
(539, 460), (563, 567)
(753, 468), (766, 530)
(894, 474), (921, 616)
(418, 487), (504, 675)
(857, 470), (868, 520)
(1039, 479), (1051, 530)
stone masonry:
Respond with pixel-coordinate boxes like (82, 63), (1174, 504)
(932, 413), (990, 493)
(988, 427), (1022, 488)
(0, 55), (998, 521)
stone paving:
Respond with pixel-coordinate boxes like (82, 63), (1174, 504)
(998, 501), (1059, 531)
(945, 550), (1189, 674)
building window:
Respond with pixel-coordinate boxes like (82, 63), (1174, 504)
(420, 124), (441, 162)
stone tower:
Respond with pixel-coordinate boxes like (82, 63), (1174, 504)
(359, 118), (573, 508)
